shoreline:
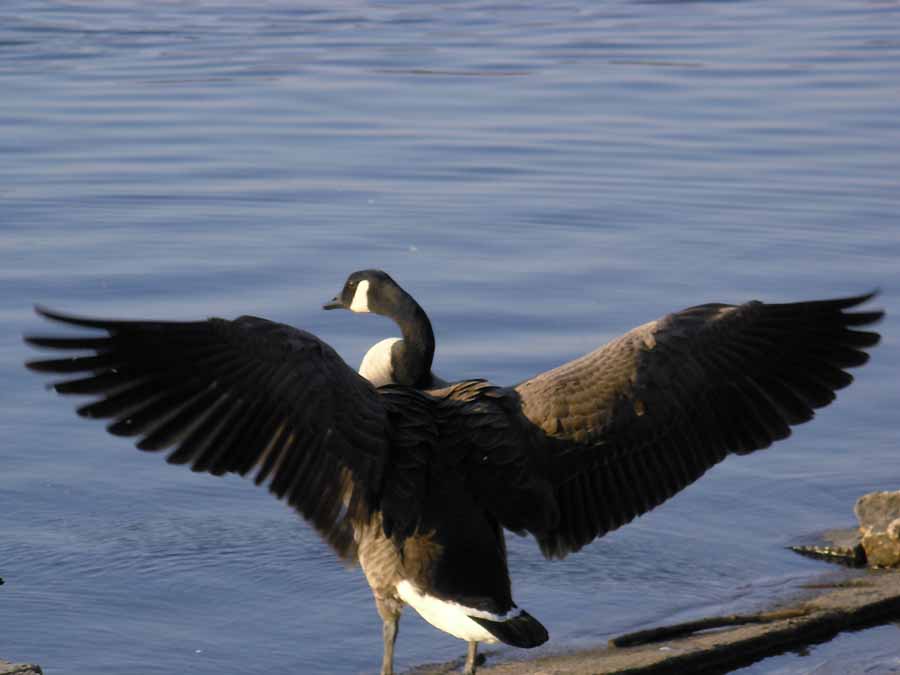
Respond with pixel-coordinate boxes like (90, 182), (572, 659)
(8, 570), (898, 675)
(411, 568), (900, 674)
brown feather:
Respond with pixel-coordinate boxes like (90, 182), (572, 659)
(514, 293), (882, 557)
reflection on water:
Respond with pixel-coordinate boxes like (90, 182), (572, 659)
(734, 623), (900, 674)
(1, 0), (899, 673)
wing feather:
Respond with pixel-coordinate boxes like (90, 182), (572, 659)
(25, 307), (391, 560)
(513, 293), (882, 557)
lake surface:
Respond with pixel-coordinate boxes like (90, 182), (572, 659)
(1, 0), (898, 673)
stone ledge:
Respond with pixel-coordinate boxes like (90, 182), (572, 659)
(856, 490), (900, 568)
(0, 661), (42, 675)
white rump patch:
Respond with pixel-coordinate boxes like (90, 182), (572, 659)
(349, 279), (371, 313)
(396, 580), (514, 644)
(359, 337), (401, 387)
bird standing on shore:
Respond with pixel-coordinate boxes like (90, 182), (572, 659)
(26, 271), (882, 674)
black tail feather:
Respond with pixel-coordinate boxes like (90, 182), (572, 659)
(471, 609), (548, 648)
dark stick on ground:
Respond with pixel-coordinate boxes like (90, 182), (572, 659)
(609, 607), (811, 648)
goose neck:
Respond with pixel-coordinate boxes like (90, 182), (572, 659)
(393, 302), (435, 386)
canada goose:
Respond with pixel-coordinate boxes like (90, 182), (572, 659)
(25, 276), (882, 675)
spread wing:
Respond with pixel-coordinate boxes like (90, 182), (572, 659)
(513, 293), (883, 558)
(24, 293), (884, 564)
(25, 307), (390, 560)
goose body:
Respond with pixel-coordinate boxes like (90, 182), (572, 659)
(25, 271), (883, 675)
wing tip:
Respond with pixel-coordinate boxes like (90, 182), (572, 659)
(23, 358), (74, 375)
(31, 305), (112, 329)
(23, 357), (48, 372)
(34, 304), (74, 323)
(839, 289), (883, 315)
(830, 288), (879, 306)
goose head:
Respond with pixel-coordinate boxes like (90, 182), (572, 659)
(324, 270), (440, 389)
(323, 269), (406, 317)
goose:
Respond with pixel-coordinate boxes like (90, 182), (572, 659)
(24, 273), (882, 675)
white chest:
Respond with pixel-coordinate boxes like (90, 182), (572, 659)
(358, 337), (401, 387)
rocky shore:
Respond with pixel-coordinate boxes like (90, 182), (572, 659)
(467, 570), (900, 675)
(0, 661), (41, 675)
(792, 490), (900, 567)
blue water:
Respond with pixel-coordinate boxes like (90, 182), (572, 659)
(1, 1), (899, 673)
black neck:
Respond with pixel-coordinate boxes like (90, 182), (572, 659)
(391, 297), (435, 388)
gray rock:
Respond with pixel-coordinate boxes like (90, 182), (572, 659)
(862, 532), (900, 567)
(855, 490), (900, 567)
(0, 661), (42, 675)
(888, 518), (900, 541)
(789, 527), (866, 567)
(822, 527), (865, 550)
(855, 491), (900, 532)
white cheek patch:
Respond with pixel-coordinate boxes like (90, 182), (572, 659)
(349, 279), (370, 313)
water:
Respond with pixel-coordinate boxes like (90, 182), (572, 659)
(1, 1), (898, 673)
(734, 623), (900, 674)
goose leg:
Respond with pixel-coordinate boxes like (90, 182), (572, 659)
(377, 600), (401, 675)
(463, 641), (479, 675)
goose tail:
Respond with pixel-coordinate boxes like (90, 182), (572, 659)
(470, 608), (548, 648)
